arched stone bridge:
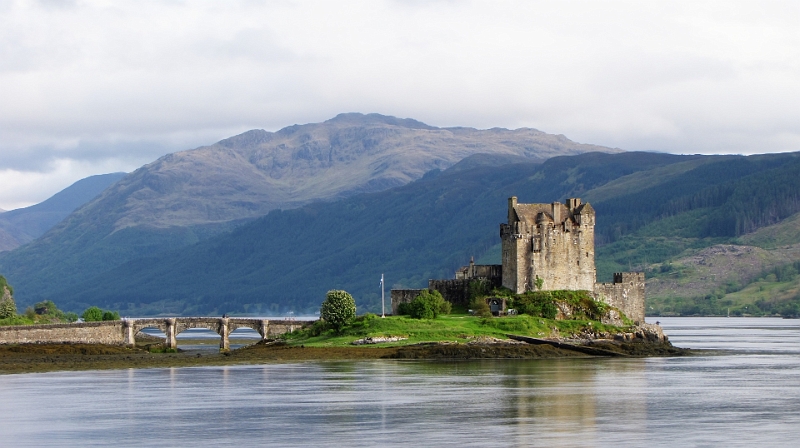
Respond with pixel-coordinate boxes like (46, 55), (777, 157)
(0, 318), (312, 352)
(127, 317), (309, 351)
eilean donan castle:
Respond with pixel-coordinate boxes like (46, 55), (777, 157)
(392, 197), (645, 324)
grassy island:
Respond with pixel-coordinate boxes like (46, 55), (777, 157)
(0, 290), (686, 375)
(282, 313), (625, 347)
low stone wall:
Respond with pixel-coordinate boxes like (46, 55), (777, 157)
(0, 321), (126, 345)
(0, 318), (314, 347)
(264, 320), (309, 337)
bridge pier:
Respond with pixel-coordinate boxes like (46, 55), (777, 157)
(259, 319), (269, 340)
(165, 318), (177, 350)
(219, 318), (229, 352)
(123, 319), (135, 348)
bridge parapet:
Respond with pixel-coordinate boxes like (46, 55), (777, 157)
(0, 318), (314, 351)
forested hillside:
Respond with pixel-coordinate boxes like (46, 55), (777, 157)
(11, 150), (799, 316)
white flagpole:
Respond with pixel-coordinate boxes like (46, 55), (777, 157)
(381, 273), (385, 318)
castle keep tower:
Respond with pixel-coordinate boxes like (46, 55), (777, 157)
(500, 197), (596, 293)
(393, 195), (645, 324)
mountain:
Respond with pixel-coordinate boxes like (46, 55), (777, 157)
(0, 114), (616, 301)
(7, 149), (800, 317)
(18, 149), (788, 315)
(0, 173), (126, 252)
(82, 113), (616, 232)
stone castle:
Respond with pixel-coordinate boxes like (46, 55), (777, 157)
(392, 197), (645, 324)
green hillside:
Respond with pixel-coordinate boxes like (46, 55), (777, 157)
(4, 150), (800, 316)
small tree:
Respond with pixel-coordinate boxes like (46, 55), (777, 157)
(408, 290), (451, 319)
(469, 296), (492, 318)
(0, 294), (16, 319)
(0, 277), (16, 319)
(320, 290), (356, 331)
(82, 306), (104, 322)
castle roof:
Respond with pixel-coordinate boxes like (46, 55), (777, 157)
(513, 204), (553, 224)
(575, 202), (594, 215)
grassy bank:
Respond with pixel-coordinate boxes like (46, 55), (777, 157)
(282, 313), (629, 347)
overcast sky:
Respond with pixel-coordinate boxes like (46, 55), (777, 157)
(1, 0), (798, 210)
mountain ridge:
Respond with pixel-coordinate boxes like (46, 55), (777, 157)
(0, 173), (126, 251)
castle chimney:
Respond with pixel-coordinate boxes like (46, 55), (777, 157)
(508, 196), (517, 225)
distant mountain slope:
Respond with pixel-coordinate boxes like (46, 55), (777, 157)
(98, 113), (616, 231)
(0, 113), (616, 300)
(0, 173), (126, 251)
(20, 151), (712, 314)
(8, 150), (800, 316)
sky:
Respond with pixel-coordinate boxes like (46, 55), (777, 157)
(1, 0), (799, 210)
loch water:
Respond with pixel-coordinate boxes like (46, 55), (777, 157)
(1, 317), (799, 447)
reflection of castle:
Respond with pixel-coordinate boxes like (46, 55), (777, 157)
(392, 197), (645, 324)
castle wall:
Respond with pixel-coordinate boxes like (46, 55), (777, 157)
(529, 219), (595, 292)
(429, 279), (473, 309)
(390, 289), (426, 315)
(456, 264), (502, 281)
(594, 272), (646, 324)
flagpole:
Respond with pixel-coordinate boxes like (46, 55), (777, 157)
(381, 273), (385, 318)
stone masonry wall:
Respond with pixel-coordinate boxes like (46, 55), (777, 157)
(594, 272), (646, 324)
(428, 279), (473, 308)
(390, 289), (426, 315)
(0, 321), (126, 345)
(501, 198), (596, 293)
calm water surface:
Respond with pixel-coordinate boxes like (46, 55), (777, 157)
(1, 317), (799, 447)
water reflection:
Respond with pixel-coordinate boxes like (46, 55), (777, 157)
(1, 318), (799, 447)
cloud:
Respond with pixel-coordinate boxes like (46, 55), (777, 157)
(1, 0), (799, 208)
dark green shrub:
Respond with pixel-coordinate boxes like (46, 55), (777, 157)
(469, 296), (492, 318)
(515, 292), (559, 319)
(320, 290), (357, 331)
(102, 310), (120, 321)
(407, 290), (450, 319)
(34, 300), (57, 315)
(397, 302), (411, 315)
(82, 306), (104, 322)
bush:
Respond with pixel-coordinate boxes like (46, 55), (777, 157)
(0, 296), (16, 319)
(0, 277), (16, 319)
(469, 296), (492, 318)
(81, 306), (104, 322)
(34, 300), (56, 315)
(407, 290), (451, 319)
(102, 310), (120, 321)
(515, 292), (559, 319)
(320, 290), (357, 331)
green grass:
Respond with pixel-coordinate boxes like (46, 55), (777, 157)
(281, 313), (629, 347)
(0, 315), (36, 326)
